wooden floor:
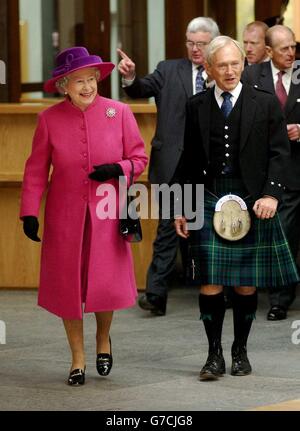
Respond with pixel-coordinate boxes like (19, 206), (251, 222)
(252, 399), (300, 411)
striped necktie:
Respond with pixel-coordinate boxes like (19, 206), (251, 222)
(275, 71), (287, 110)
(195, 67), (205, 93)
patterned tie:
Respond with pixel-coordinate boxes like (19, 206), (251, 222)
(275, 71), (287, 110)
(195, 67), (205, 93)
(221, 92), (233, 118)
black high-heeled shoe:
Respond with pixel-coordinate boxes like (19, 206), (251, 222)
(67, 367), (86, 386)
(96, 337), (113, 376)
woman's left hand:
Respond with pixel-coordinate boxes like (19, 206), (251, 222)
(88, 163), (123, 182)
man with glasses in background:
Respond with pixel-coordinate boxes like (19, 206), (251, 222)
(118, 17), (220, 316)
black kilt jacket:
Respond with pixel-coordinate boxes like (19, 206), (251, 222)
(180, 84), (291, 202)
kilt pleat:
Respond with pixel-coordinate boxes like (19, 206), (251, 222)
(188, 178), (299, 288)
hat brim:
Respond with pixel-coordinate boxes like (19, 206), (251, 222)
(44, 62), (115, 93)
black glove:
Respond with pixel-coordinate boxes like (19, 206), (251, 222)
(88, 163), (123, 182)
(22, 216), (41, 242)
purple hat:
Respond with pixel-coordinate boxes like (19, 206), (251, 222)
(44, 46), (115, 93)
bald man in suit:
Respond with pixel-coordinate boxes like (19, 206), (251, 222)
(242, 25), (300, 320)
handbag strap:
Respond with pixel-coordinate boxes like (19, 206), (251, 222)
(129, 159), (134, 187)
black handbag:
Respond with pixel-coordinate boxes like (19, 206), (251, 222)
(119, 160), (142, 242)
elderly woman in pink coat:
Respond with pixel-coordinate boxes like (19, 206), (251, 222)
(20, 47), (148, 386)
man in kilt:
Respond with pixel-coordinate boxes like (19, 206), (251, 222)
(175, 36), (299, 381)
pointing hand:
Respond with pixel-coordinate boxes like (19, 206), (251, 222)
(117, 48), (136, 80)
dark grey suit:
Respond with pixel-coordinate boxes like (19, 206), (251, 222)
(242, 61), (300, 308)
(123, 59), (195, 300)
(124, 59), (193, 183)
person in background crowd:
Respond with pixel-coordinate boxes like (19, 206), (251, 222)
(117, 17), (220, 316)
(243, 21), (269, 66)
(242, 25), (300, 321)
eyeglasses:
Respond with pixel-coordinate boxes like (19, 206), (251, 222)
(186, 41), (209, 49)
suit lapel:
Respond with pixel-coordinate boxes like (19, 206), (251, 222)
(197, 89), (212, 159)
(240, 85), (257, 152)
(259, 61), (275, 93)
(177, 59), (193, 98)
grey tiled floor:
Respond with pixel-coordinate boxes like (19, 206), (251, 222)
(0, 287), (300, 411)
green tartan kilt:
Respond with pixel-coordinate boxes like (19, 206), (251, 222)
(188, 178), (299, 288)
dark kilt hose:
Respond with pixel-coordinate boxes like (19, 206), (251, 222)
(179, 83), (299, 380)
(188, 178), (299, 288)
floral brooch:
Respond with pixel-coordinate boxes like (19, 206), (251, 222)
(105, 107), (117, 118)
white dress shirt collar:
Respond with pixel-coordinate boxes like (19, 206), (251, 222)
(270, 60), (293, 80)
(270, 60), (293, 94)
(214, 82), (243, 108)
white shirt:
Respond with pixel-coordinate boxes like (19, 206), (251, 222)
(122, 76), (136, 87)
(214, 82), (243, 109)
(270, 61), (300, 141)
(270, 60), (293, 95)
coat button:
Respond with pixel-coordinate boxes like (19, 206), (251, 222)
(83, 153), (88, 158)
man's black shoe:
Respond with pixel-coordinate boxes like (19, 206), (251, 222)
(138, 294), (166, 316)
(199, 351), (225, 381)
(231, 345), (252, 376)
(267, 305), (287, 321)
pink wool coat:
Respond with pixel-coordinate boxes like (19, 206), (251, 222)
(20, 95), (148, 319)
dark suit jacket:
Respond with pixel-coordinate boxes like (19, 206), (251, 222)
(180, 84), (290, 202)
(242, 61), (300, 190)
(123, 59), (193, 184)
